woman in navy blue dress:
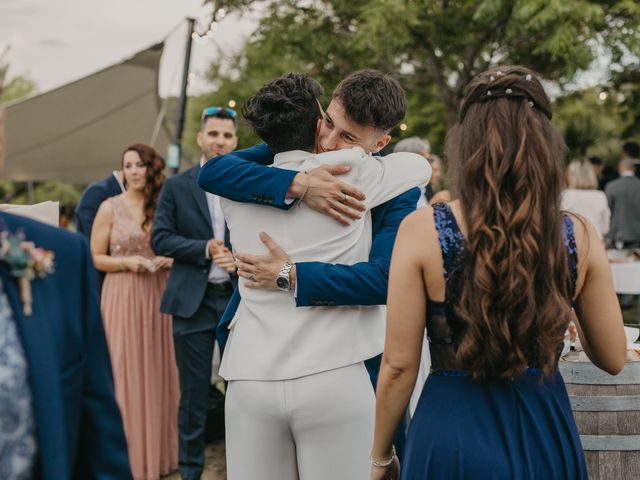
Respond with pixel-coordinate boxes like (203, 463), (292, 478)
(370, 66), (627, 480)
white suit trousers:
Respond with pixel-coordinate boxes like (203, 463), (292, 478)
(225, 362), (375, 480)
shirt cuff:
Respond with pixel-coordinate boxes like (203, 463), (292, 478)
(205, 241), (211, 259)
(284, 197), (296, 205)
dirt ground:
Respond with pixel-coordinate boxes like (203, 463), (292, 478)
(163, 440), (227, 480)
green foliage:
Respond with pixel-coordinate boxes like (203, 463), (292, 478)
(0, 181), (83, 206)
(553, 89), (628, 162)
(1, 75), (37, 104)
(196, 0), (639, 155)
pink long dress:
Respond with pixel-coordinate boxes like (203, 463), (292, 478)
(100, 196), (179, 480)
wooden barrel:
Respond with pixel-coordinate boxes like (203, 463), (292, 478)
(560, 351), (640, 479)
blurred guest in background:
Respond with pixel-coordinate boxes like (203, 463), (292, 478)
(606, 155), (640, 248)
(75, 168), (125, 290)
(394, 137), (449, 207)
(600, 164), (620, 191)
(152, 106), (238, 480)
(562, 159), (610, 239)
(588, 156), (605, 190)
(75, 169), (125, 238)
(622, 141), (640, 178)
(91, 143), (179, 480)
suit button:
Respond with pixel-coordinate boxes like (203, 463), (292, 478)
(203, 269), (208, 273)
(329, 301), (336, 306)
(252, 193), (258, 200)
(267, 196), (274, 203)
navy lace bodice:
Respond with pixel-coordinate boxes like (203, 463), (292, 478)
(427, 203), (578, 375)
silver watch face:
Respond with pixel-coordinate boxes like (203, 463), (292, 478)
(276, 276), (290, 291)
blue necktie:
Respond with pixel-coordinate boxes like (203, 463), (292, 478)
(0, 278), (37, 480)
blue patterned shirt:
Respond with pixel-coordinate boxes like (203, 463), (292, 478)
(0, 278), (37, 479)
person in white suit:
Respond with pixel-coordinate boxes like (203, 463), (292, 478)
(218, 73), (431, 480)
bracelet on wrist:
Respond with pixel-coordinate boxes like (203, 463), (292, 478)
(370, 445), (396, 468)
(298, 172), (311, 206)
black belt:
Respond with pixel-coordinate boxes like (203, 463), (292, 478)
(208, 281), (233, 293)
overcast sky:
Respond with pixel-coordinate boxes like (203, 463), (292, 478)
(0, 0), (259, 97)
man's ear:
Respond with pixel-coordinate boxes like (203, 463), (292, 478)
(196, 131), (203, 149)
(370, 133), (391, 154)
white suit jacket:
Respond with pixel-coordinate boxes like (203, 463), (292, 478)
(220, 147), (431, 380)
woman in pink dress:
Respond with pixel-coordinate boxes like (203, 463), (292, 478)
(91, 143), (179, 480)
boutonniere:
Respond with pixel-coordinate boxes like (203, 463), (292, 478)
(0, 229), (55, 315)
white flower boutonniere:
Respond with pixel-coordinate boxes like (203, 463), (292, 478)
(0, 230), (55, 315)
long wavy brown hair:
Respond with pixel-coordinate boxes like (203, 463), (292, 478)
(445, 65), (572, 379)
(122, 143), (165, 232)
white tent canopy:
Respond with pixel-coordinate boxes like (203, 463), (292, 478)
(4, 43), (173, 184)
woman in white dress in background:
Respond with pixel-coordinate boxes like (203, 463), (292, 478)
(562, 159), (610, 239)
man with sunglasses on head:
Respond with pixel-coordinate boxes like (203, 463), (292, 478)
(152, 106), (238, 480)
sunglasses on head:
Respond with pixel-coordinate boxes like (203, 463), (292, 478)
(201, 106), (237, 121)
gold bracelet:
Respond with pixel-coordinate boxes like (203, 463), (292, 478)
(298, 172), (311, 207)
(370, 445), (396, 468)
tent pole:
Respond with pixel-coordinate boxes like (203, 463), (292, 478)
(171, 17), (196, 175)
(27, 181), (34, 203)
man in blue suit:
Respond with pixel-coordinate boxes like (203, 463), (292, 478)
(74, 171), (125, 291)
(75, 170), (125, 238)
(152, 107), (238, 480)
(198, 70), (420, 383)
(0, 211), (132, 479)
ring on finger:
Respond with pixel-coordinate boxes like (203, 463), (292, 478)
(344, 193), (349, 203)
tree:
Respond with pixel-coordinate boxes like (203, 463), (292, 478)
(0, 46), (37, 104)
(198, 0), (640, 153)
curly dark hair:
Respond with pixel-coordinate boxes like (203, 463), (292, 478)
(332, 69), (407, 132)
(446, 65), (573, 379)
(242, 73), (324, 153)
(121, 143), (165, 232)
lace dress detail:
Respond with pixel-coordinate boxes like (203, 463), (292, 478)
(108, 197), (154, 258)
(427, 203), (578, 375)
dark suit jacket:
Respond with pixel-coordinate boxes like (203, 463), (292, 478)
(74, 174), (123, 239)
(605, 174), (640, 243)
(152, 164), (233, 320)
(0, 212), (131, 480)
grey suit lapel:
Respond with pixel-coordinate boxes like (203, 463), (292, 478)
(189, 166), (213, 230)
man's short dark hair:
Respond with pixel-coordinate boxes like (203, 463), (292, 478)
(200, 109), (236, 131)
(623, 141), (640, 159)
(332, 69), (407, 132)
(242, 73), (323, 153)
(589, 156), (603, 166)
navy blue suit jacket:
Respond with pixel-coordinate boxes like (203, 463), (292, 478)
(197, 144), (420, 366)
(152, 164), (234, 321)
(74, 174), (123, 239)
(0, 212), (131, 479)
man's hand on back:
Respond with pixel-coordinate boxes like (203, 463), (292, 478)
(287, 165), (366, 226)
(236, 232), (297, 290)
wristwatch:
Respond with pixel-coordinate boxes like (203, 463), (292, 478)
(276, 261), (293, 291)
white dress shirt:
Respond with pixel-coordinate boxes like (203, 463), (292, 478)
(219, 147), (431, 381)
(201, 160), (231, 283)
